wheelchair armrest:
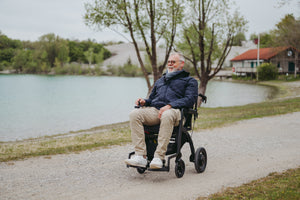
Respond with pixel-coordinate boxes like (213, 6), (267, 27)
(181, 108), (198, 131)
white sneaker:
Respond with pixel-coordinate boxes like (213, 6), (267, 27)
(149, 157), (163, 169)
(125, 155), (147, 168)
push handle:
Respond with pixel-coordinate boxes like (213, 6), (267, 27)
(198, 93), (207, 103)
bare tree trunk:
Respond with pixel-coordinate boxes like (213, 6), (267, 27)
(295, 50), (298, 78)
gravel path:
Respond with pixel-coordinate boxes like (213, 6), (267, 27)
(1, 112), (300, 200)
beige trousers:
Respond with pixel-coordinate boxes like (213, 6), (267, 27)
(129, 107), (181, 160)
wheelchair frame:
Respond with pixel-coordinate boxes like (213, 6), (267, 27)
(126, 94), (207, 178)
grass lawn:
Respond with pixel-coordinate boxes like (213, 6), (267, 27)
(197, 167), (300, 200)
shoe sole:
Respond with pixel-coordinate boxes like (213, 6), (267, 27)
(149, 164), (163, 169)
(125, 160), (147, 168)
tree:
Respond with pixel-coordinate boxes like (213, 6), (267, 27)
(84, 47), (94, 66)
(38, 33), (69, 68)
(57, 39), (69, 66)
(85, 0), (184, 94)
(68, 39), (111, 64)
(68, 40), (83, 63)
(177, 0), (247, 106)
(272, 14), (300, 49)
(250, 32), (274, 48)
(232, 32), (246, 46)
(0, 32), (22, 66)
(12, 49), (31, 72)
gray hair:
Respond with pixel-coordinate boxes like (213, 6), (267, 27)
(170, 51), (185, 63)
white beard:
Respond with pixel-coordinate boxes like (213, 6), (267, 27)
(167, 67), (179, 74)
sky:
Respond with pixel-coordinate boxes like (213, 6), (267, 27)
(0, 0), (299, 43)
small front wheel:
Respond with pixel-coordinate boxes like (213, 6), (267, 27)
(175, 159), (185, 178)
(194, 147), (207, 173)
(137, 167), (146, 174)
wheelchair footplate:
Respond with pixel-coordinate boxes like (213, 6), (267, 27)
(126, 152), (179, 174)
(126, 146), (205, 178)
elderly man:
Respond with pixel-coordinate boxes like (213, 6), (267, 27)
(125, 52), (198, 169)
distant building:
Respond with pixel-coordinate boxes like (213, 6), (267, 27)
(212, 41), (256, 69)
(230, 46), (300, 76)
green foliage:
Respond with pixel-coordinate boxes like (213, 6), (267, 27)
(68, 40), (84, 63)
(0, 48), (15, 63)
(183, 61), (196, 76)
(69, 39), (111, 64)
(0, 33), (23, 67)
(38, 33), (70, 67)
(249, 14), (300, 49)
(40, 63), (50, 73)
(106, 65), (119, 76)
(232, 32), (246, 46)
(106, 59), (142, 77)
(257, 63), (278, 81)
(53, 63), (102, 75)
(273, 14), (300, 49)
(0, 32), (111, 75)
(84, 47), (94, 65)
(0, 33), (22, 49)
(260, 33), (274, 48)
(94, 65), (102, 76)
(250, 32), (274, 48)
(118, 58), (141, 77)
(12, 49), (31, 72)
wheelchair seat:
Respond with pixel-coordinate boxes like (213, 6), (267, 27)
(143, 107), (196, 137)
(143, 124), (179, 137)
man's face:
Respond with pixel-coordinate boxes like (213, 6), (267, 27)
(167, 54), (184, 73)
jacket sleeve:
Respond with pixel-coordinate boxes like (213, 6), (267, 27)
(169, 78), (198, 108)
(144, 83), (157, 106)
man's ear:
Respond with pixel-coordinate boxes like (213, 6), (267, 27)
(180, 61), (185, 69)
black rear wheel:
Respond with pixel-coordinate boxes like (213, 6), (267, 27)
(175, 159), (185, 178)
(194, 147), (207, 173)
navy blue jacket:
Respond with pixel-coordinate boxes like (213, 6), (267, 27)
(145, 70), (198, 109)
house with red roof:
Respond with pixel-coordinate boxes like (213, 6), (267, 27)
(230, 46), (300, 76)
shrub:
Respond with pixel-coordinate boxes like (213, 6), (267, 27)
(0, 61), (10, 71)
(257, 63), (278, 81)
(106, 65), (119, 75)
(118, 58), (141, 77)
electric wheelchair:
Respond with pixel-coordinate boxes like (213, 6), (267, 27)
(126, 94), (207, 178)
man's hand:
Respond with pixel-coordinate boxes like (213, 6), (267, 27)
(158, 104), (172, 119)
(135, 98), (146, 106)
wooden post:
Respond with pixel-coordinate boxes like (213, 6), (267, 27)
(256, 34), (260, 81)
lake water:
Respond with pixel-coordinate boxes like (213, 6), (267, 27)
(0, 74), (274, 141)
